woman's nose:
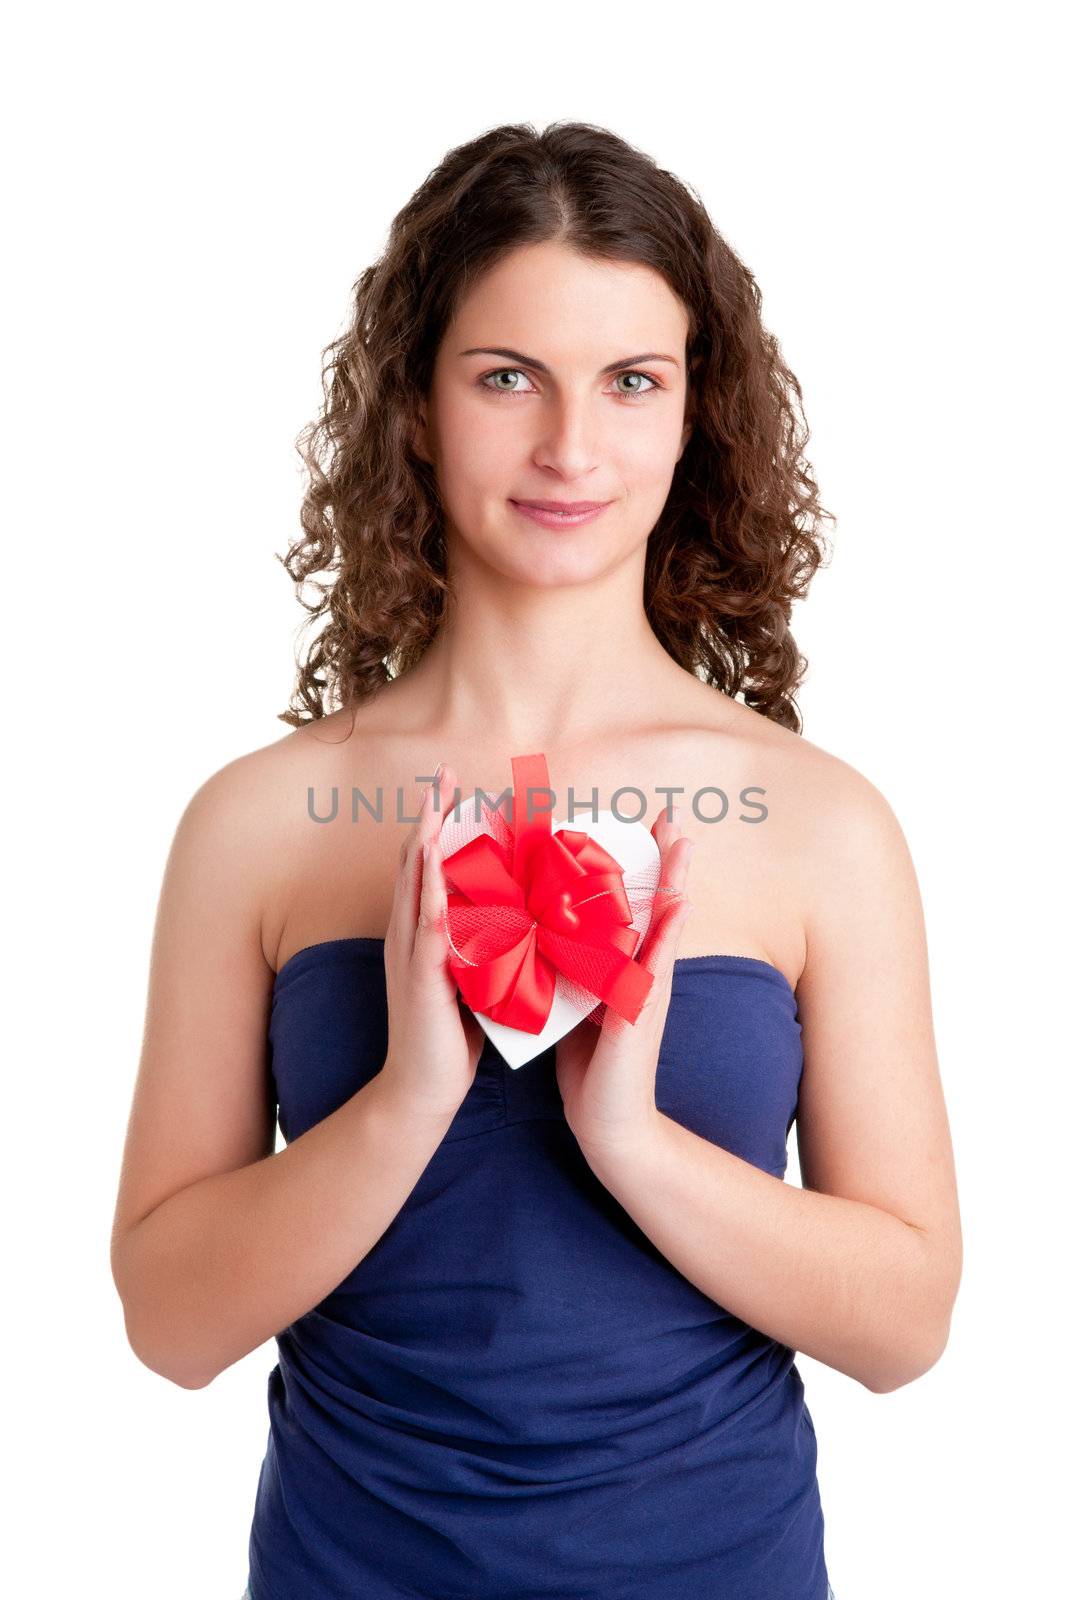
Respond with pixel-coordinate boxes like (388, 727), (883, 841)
(529, 396), (602, 479)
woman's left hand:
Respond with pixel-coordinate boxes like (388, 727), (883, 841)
(554, 809), (694, 1160)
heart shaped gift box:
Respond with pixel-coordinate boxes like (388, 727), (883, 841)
(436, 752), (664, 1069)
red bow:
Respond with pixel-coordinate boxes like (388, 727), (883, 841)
(442, 753), (654, 1035)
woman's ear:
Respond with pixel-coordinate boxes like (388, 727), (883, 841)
(676, 419), (692, 461)
(411, 404), (434, 466)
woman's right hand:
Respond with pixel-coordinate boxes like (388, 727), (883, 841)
(376, 762), (485, 1126)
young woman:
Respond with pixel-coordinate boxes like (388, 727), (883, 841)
(110, 121), (962, 1600)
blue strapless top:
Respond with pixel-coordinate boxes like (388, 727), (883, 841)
(247, 939), (830, 1600)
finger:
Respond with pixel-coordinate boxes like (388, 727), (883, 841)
(652, 804), (682, 850)
(415, 762), (460, 954)
(424, 760), (462, 842)
(393, 762), (451, 958)
(591, 819), (691, 1046)
(651, 807), (683, 910)
(413, 832), (451, 969)
(638, 835), (693, 985)
(643, 826), (691, 951)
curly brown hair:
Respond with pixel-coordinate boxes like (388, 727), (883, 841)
(277, 120), (834, 733)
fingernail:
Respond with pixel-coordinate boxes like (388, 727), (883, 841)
(432, 762), (443, 781)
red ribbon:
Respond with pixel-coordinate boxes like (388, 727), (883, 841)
(442, 753), (655, 1035)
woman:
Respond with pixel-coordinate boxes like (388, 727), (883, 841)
(110, 121), (962, 1599)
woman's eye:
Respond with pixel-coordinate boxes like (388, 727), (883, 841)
(613, 371), (658, 398)
(481, 369), (534, 395)
(479, 369), (660, 399)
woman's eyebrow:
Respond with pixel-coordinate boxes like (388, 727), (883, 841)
(459, 346), (680, 375)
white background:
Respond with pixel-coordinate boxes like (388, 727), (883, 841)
(4, 2), (1063, 1595)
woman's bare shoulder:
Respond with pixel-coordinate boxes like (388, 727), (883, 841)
(692, 694), (896, 817)
(185, 708), (369, 817)
(672, 696), (908, 972)
(167, 711), (377, 947)
(719, 707), (915, 963)
(199, 709), (414, 970)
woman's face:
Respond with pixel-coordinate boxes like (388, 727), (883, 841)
(415, 241), (692, 585)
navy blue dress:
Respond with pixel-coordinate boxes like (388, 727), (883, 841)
(246, 938), (832, 1599)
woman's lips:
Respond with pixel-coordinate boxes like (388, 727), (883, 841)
(508, 499), (611, 528)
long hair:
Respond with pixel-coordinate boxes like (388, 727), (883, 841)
(278, 120), (834, 732)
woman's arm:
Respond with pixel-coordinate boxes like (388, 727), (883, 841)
(109, 756), (455, 1390)
(578, 765), (963, 1393)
